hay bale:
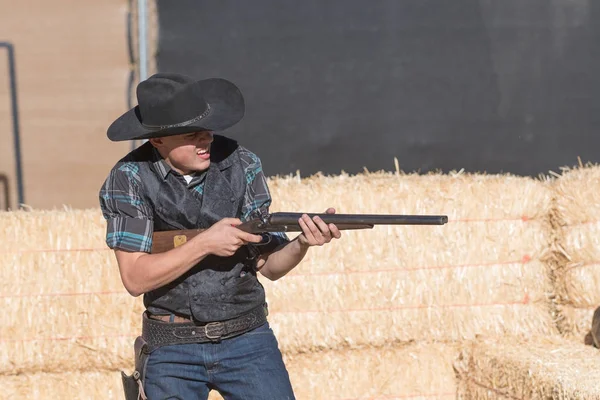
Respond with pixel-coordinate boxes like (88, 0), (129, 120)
(0, 208), (106, 252)
(268, 171), (551, 222)
(0, 211), (138, 374)
(1, 342), (458, 400)
(553, 166), (600, 227)
(264, 172), (558, 351)
(553, 224), (600, 307)
(454, 336), (600, 399)
(551, 166), (600, 336)
(0, 371), (124, 400)
(1, 172), (558, 371)
(0, 251), (121, 294)
(262, 256), (556, 353)
(0, 292), (142, 374)
(284, 342), (458, 400)
(266, 172), (554, 286)
(0, 251), (142, 374)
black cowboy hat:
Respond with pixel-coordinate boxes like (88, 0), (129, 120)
(107, 73), (245, 141)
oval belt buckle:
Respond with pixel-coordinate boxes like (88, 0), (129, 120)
(204, 322), (225, 341)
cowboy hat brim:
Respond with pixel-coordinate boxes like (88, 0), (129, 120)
(107, 78), (245, 142)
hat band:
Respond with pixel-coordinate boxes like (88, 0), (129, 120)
(141, 104), (212, 131)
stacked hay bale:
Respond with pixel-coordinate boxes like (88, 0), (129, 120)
(261, 171), (557, 399)
(2, 372), (125, 400)
(550, 166), (600, 341)
(0, 209), (141, 375)
(264, 171), (557, 354)
(454, 336), (600, 399)
(0, 209), (142, 399)
(0, 170), (557, 399)
(452, 165), (600, 399)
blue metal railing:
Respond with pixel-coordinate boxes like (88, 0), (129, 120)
(0, 41), (24, 208)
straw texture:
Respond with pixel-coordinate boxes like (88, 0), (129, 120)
(455, 336), (600, 399)
(0, 250), (143, 374)
(264, 172), (557, 351)
(262, 257), (555, 353)
(287, 342), (458, 400)
(7, 169), (592, 400)
(1, 172), (559, 374)
(557, 306), (594, 342)
(0, 208), (107, 252)
(0, 371), (124, 400)
(550, 166), (600, 337)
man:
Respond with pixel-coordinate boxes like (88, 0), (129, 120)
(99, 73), (341, 400)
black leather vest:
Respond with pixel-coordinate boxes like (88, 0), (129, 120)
(126, 136), (266, 322)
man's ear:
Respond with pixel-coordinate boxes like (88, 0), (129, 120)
(148, 137), (162, 148)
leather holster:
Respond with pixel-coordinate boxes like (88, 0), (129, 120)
(121, 336), (149, 400)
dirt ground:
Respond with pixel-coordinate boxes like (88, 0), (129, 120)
(0, 0), (133, 210)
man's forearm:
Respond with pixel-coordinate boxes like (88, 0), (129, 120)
(118, 219), (263, 297)
(258, 238), (310, 281)
(118, 237), (211, 296)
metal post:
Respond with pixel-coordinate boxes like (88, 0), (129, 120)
(132, 0), (149, 151)
(138, 0), (148, 82)
(0, 42), (24, 208)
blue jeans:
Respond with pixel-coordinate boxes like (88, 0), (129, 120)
(143, 322), (296, 400)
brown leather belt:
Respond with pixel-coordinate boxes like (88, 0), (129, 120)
(141, 304), (269, 352)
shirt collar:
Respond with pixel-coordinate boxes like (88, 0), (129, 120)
(150, 146), (173, 180)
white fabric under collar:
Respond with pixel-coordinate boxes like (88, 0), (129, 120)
(183, 174), (195, 184)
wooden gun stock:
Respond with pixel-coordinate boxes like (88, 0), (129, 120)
(152, 229), (205, 254)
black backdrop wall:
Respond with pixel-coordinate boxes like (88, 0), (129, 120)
(155, 0), (599, 177)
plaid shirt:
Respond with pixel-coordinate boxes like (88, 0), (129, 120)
(99, 144), (288, 253)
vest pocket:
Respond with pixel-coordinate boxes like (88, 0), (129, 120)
(234, 272), (258, 290)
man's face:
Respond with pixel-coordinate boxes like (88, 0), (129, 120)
(149, 130), (214, 175)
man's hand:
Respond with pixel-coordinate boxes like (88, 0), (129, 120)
(198, 218), (263, 257)
(256, 208), (342, 281)
(296, 207), (342, 248)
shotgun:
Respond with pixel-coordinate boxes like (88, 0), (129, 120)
(151, 212), (448, 254)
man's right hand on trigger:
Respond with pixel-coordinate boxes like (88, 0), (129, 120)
(199, 218), (263, 257)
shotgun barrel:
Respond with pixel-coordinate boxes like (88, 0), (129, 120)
(268, 212), (448, 226)
(236, 212), (448, 233)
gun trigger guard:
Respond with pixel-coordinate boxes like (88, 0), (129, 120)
(257, 233), (273, 246)
(255, 233), (272, 246)
(245, 234), (272, 264)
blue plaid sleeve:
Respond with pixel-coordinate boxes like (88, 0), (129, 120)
(238, 147), (289, 254)
(99, 162), (154, 253)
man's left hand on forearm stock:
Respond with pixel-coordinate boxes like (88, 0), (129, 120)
(256, 207), (342, 280)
